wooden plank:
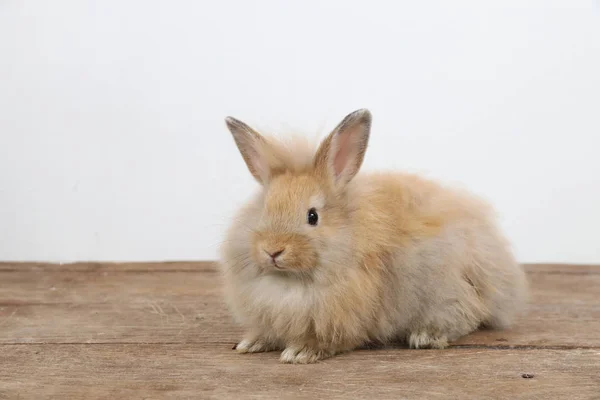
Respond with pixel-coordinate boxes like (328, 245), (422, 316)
(0, 267), (237, 344)
(0, 344), (598, 399)
(0, 264), (599, 347)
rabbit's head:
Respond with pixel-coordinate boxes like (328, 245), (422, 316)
(224, 109), (371, 274)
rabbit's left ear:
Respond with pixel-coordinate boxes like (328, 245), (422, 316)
(225, 116), (272, 184)
(314, 109), (372, 187)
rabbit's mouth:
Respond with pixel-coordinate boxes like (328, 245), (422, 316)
(253, 234), (318, 273)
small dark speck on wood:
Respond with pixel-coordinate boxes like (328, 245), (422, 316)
(521, 373), (535, 379)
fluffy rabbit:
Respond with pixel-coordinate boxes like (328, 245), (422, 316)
(219, 109), (528, 364)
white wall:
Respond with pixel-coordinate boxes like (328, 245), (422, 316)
(1, 1), (599, 264)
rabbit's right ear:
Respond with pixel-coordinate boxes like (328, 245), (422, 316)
(225, 117), (270, 184)
(314, 109), (372, 189)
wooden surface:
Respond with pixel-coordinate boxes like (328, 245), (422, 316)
(0, 262), (599, 399)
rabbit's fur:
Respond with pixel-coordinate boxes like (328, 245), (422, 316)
(219, 109), (528, 364)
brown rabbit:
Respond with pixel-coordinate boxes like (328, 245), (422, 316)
(219, 109), (528, 364)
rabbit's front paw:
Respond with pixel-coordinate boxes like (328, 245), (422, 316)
(408, 331), (449, 349)
(234, 336), (278, 354)
(279, 345), (334, 364)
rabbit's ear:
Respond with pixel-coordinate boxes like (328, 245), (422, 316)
(225, 117), (271, 184)
(314, 109), (372, 187)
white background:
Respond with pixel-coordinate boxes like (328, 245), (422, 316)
(1, 1), (599, 263)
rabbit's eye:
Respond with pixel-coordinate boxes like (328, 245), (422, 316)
(307, 208), (319, 226)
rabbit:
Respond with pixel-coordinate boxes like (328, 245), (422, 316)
(218, 108), (528, 364)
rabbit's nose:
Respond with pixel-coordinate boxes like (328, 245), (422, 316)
(265, 248), (285, 259)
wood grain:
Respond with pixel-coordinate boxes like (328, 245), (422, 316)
(0, 262), (599, 399)
(1, 345), (599, 399)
